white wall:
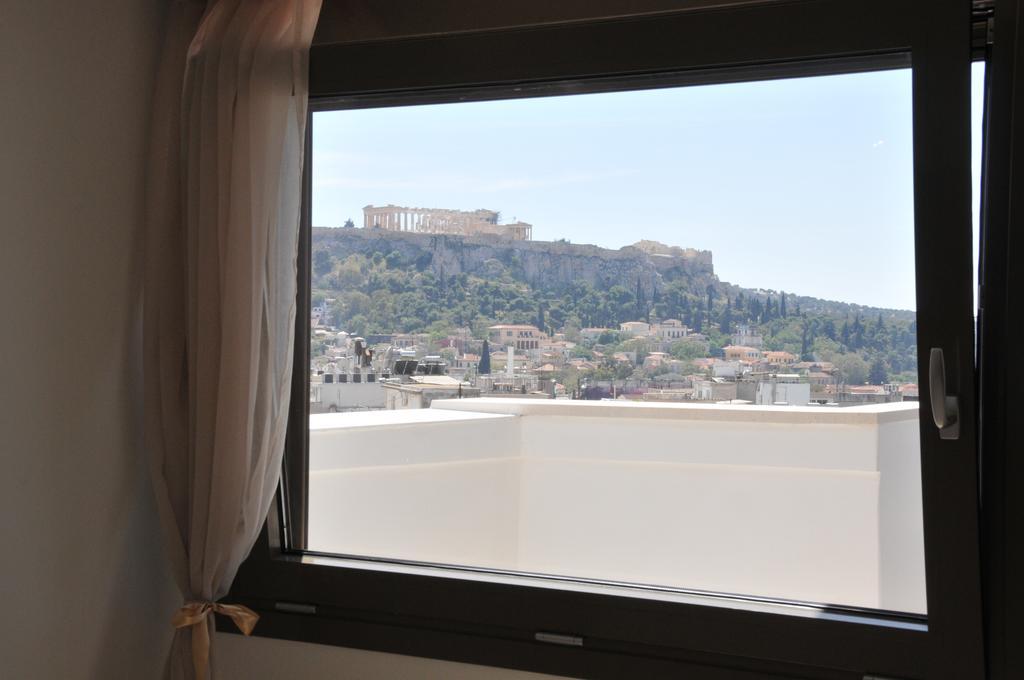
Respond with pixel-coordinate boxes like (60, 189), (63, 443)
(0, 2), (177, 678)
(308, 401), (925, 612)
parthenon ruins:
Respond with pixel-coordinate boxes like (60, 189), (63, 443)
(363, 204), (532, 240)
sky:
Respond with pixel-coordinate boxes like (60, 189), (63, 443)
(313, 64), (986, 312)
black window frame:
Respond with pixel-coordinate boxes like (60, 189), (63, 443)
(228, 2), (995, 678)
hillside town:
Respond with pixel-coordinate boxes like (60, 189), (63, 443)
(308, 206), (919, 412)
(310, 309), (918, 412)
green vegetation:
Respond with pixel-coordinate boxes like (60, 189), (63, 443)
(312, 239), (918, 385)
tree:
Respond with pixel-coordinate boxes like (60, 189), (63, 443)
(536, 301), (546, 333)
(780, 292), (788, 318)
(634, 278), (647, 320)
(720, 304), (733, 335)
(680, 297), (692, 326)
(835, 353), (869, 385)
(343, 218), (355, 229)
(851, 313), (866, 349)
(800, 317), (814, 360)
(314, 249), (333, 276)
(478, 339), (491, 374)
(669, 339), (706, 360)
(868, 356), (888, 385)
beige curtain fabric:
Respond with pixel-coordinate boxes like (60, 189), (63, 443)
(144, 1), (321, 678)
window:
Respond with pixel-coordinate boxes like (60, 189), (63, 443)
(307, 67), (927, 613)
(230, 3), (996, 679)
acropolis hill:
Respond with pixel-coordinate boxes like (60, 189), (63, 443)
(313, 222), (715, 296)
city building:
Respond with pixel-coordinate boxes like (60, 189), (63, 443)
(619, 321), (652, 336)
(736, 374), (812, 406)
(693, 378), (739, 401)
(836, 384), (905, 405)
(488, 324), (547, 351)
(654, 318), (690, 341)
(723, 345), (763, 361)
(382, 375), (480, 409)
(580, 327), (613, 343)
(642, 351), (670, 370)
(311, 373), (385, 413)
(763, 350), (798, 365)
(391, 332), (431, 350)
(731, 323), (764, 348)
(712, 360), (744, 379)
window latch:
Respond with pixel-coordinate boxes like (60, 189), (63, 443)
(929, 347), (960, 440)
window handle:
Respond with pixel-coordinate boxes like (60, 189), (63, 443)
(929, 347), (960, 440)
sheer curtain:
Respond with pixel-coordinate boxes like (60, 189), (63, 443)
(144, 1), (321, 678)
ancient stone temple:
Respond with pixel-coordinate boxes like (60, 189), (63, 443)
(363, 204), (532, 240)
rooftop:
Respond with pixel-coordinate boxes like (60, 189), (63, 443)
(307, 398), (925, 614)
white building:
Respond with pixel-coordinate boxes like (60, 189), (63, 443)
(382, 375), (480, 409)
(712, 360), (744, 378)
(747, 375), (811, 406)
(311, 376), (385, 413)
(694, 378), (739, 401)
(653, 318), (690, 341)
(619, 321), (651, 337)
(731, 323), (764, 348)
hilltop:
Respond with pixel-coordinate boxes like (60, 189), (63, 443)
(312, 227), (715, 299)
(312, 226), (912, 322)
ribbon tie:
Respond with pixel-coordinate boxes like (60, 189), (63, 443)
(172, 601), (259, 680)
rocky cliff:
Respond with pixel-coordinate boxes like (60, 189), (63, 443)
(312, 227), (716, 295)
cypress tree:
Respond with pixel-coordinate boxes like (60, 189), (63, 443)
(635, 278), (646, 320)
(479, 339), (491, 375)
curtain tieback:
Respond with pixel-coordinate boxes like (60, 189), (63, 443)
(172, 601), (259, 680)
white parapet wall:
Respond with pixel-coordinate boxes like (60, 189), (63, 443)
(308, 399), (925, 614)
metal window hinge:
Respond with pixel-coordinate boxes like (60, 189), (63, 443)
(987, 15), (995, 46)
(535, 631), (584, 647)
(275, 601), (317, 615)
(864, 675), (909, 680)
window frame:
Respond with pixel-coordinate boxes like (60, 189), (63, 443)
(229, 2), (989, 678)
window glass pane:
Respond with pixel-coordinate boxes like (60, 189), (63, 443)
(304, 66), (979, 614)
